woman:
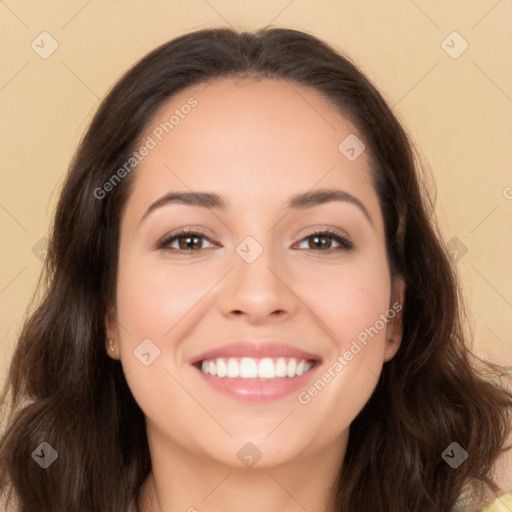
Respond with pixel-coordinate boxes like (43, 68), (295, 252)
(1, 26), (511, 512)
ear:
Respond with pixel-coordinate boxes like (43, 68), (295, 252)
(383, 275), (405, 362)
(105, 302), (120, 360)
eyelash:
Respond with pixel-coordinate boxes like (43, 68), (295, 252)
(156, 228), (353, 254)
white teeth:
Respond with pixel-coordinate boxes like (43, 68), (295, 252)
(198, 357), (315, 379)
(227, 358), (239, 378)
(275, 358), (287, 377)
(258, 358), (275, 379)
(286, 358), (297, 378)
(216, 358), (227, 378)
(240, 358), (258, 378)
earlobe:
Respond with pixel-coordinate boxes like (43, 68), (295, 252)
(106, 338), (117, 359)
(105, 304), (120, 359)
(384, 275), (405, 362)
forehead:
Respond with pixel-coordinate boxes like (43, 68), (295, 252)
(144, 76), (363, 159)
(124, 77), (380, 224)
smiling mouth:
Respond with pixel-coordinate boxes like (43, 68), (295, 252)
(194, 356), (317, 380)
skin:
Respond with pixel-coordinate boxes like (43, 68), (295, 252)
(106, 77), (405, 512)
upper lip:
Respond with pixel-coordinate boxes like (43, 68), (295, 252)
(189, 341), (322, 365)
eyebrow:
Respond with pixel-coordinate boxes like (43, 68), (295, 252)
(138, 188), (373, 226)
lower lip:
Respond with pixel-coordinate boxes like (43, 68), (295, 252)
(193, 363), (320, 402)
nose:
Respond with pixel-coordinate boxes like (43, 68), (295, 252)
(218, 240), (299, 325)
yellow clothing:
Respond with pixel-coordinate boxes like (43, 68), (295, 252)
(479, 366), (512, 510)
(479, 490), (512, 511)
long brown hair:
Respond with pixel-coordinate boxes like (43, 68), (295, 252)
(1, 27), (511, 512)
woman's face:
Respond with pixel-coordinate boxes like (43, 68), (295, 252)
(107, 77), (403, 470)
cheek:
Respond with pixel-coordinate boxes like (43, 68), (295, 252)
(115, 252), (209, 341)
(295, 252), (392, 348)
(291, 256), (392, 423)
(114, 251), (209, 435)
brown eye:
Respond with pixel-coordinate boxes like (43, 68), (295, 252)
(295, 230), (353, 253)
(176, 234), (203, 250)
(158, 230), (215, 252)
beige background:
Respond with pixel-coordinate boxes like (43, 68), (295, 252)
(1, 0), (511, 386)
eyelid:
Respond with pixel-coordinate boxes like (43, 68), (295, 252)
(294, 224), (350, 242)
